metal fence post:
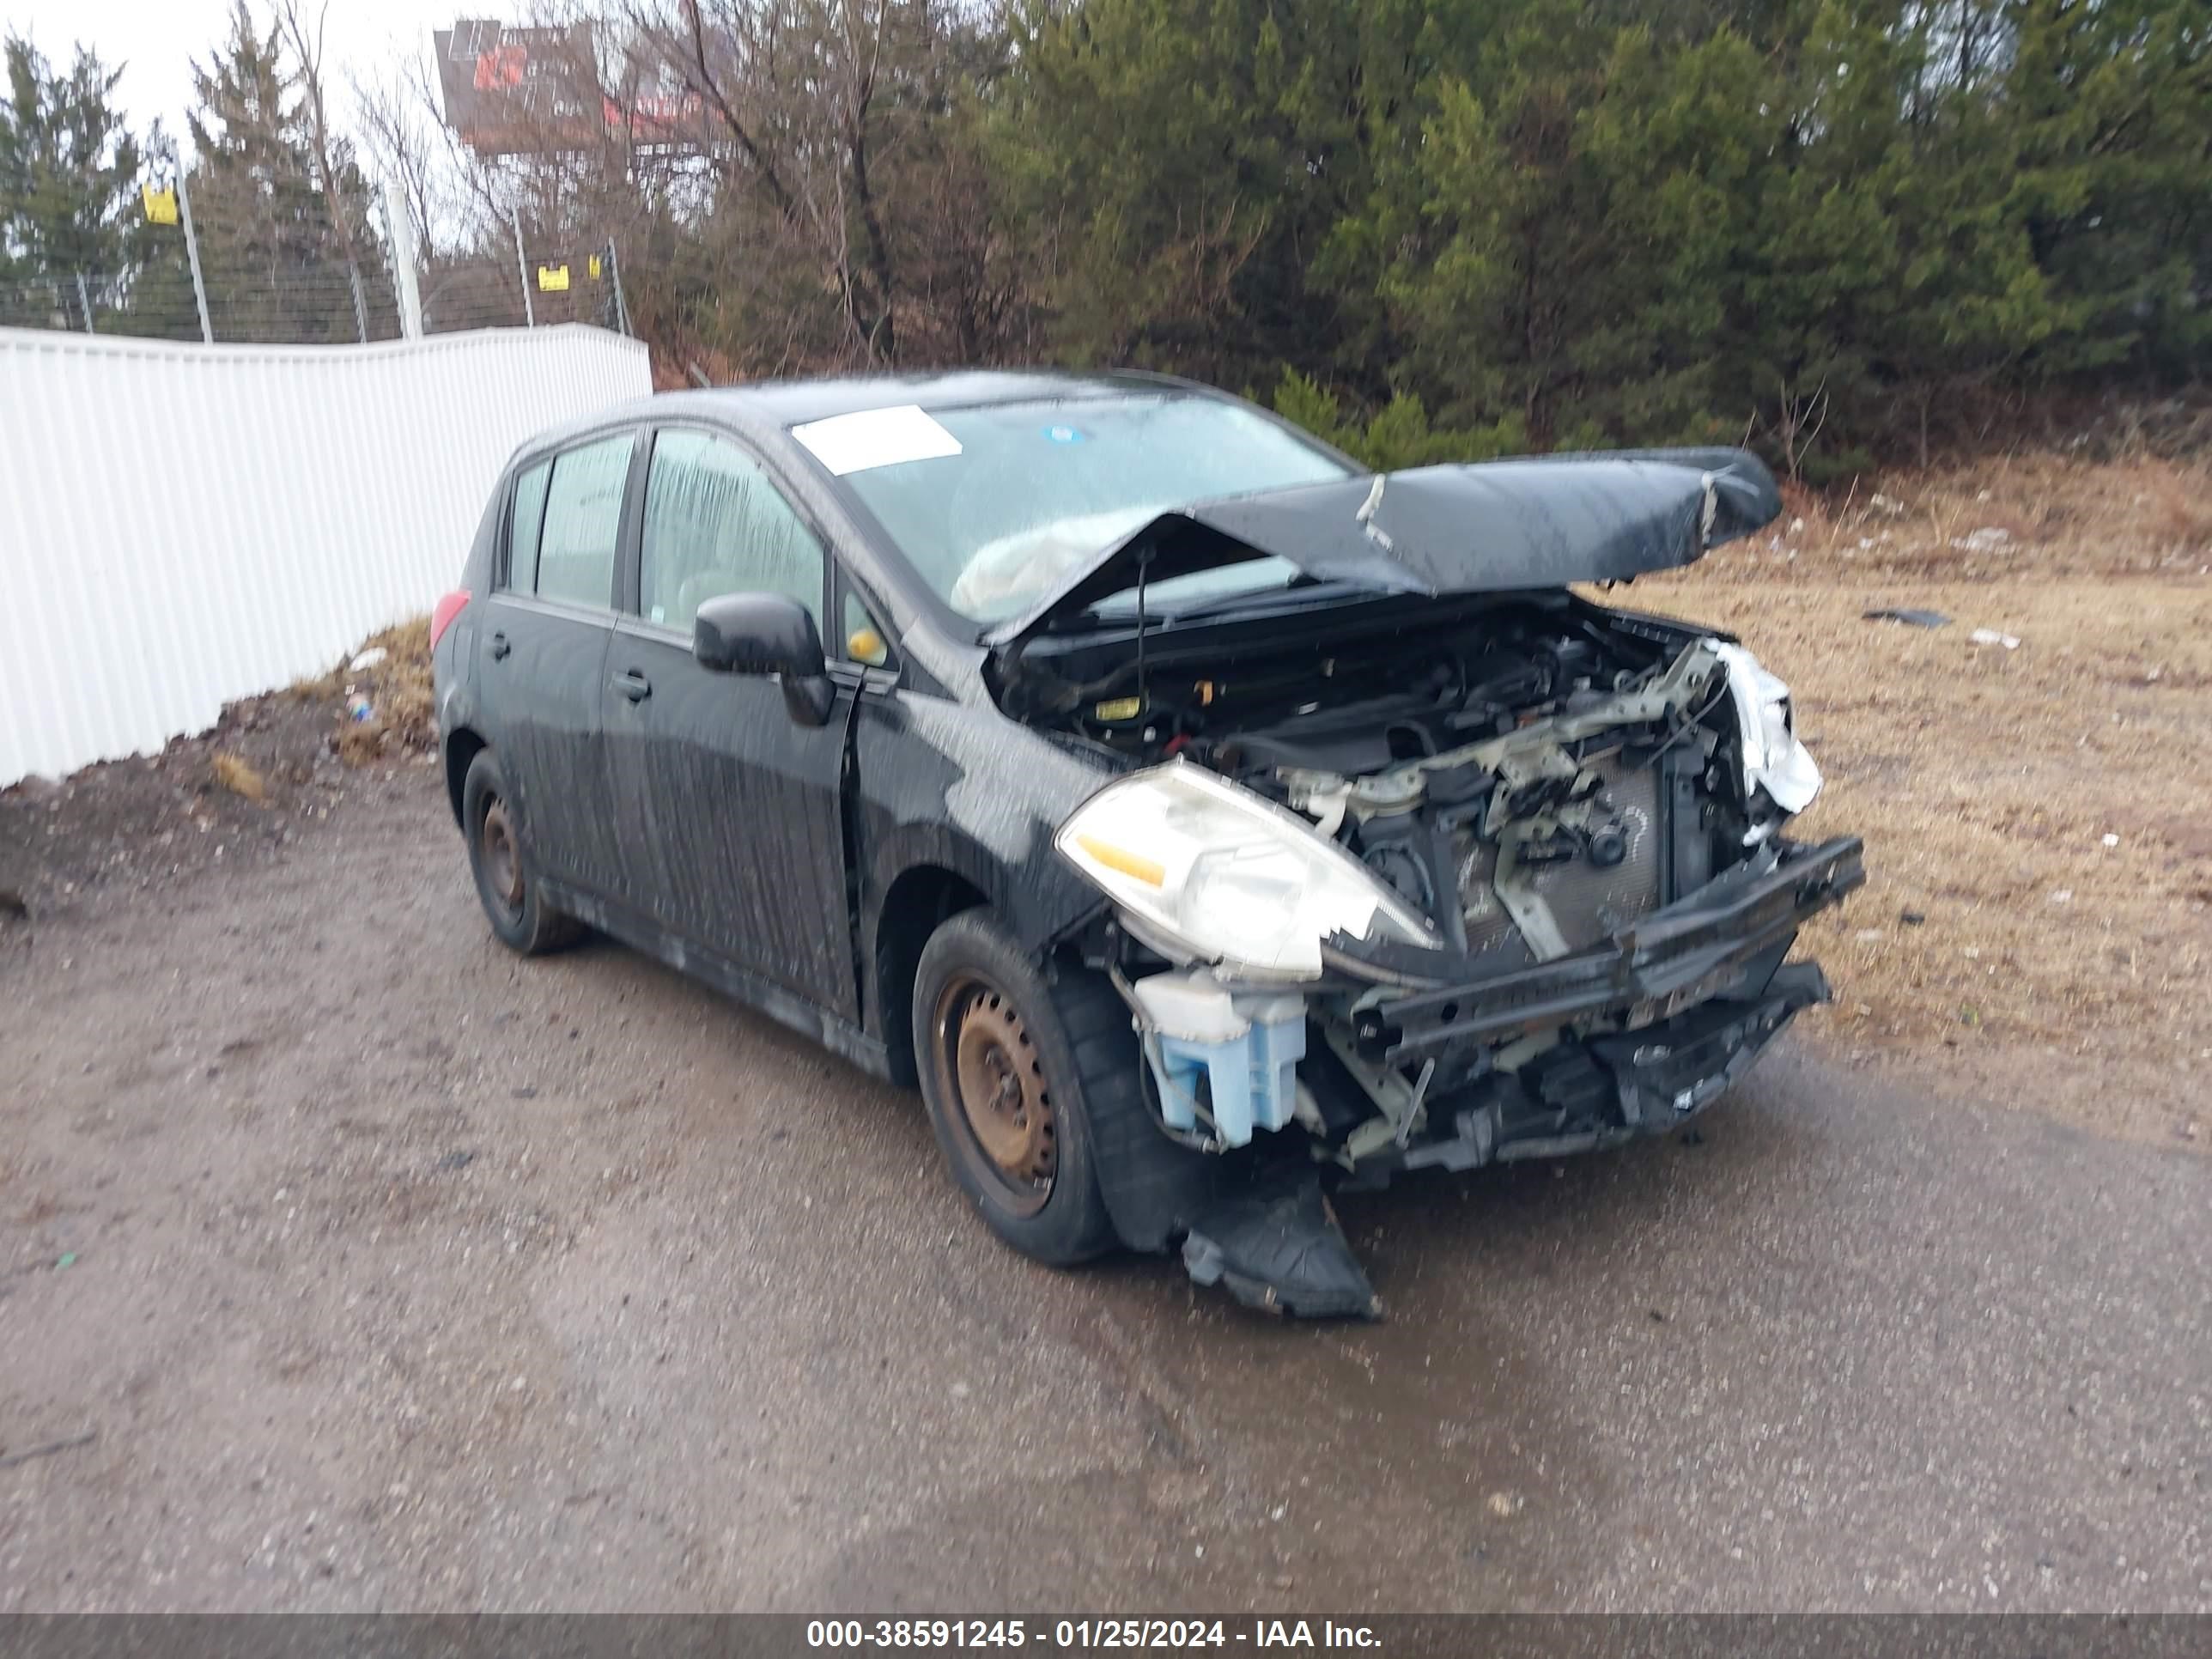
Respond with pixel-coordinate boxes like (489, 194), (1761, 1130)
(511, 209), (535, 328)
(75, 273), (94, 334)
(606, 240), (632, 337)
(347, 259), (369, 343)
(175, 161), (214, 344)
(384, 178), (424, 340)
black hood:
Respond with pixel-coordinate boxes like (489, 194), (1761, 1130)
(985, 446), (1781, 647)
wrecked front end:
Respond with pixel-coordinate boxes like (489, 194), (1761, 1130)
(1033, 598), (1862, 1317)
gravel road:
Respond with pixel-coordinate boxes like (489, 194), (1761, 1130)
(1, 777), (2204, 1613)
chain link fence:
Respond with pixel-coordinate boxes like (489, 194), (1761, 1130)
(0, 259), (405, 344)
(418, 246), (630, 335)
(1, 216), (629, 345)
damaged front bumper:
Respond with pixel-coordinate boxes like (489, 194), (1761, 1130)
(1171, 962), (1828, 1322)
(1130, 836), (1864, 1319)
(1333, 835), (1863, 1175)
(1355, 835), (1864, 1060)
(1361, 954), (1831, 1181)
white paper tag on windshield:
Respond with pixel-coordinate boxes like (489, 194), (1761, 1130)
(791, 404), (963, 475)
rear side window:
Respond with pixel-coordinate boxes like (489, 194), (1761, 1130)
(506, 459), (550, 592)
(534, 434), (633, 610)
(639, 429), (824, 634)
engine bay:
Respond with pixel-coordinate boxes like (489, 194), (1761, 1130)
(1031, 595), (1788, 965)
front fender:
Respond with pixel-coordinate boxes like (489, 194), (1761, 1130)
(854, 695), (1125, 1033)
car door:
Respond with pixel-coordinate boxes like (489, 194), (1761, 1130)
(603, 426), (859, 1020)
(475, 430), (636, 900)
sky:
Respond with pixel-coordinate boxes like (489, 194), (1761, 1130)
(3, 0), (489, 154)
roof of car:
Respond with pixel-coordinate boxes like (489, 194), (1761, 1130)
(521, 367), (1213, 458)
(688, 367), (1201, 425)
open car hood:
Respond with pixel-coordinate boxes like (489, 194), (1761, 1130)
(983, 446), (1781, 649)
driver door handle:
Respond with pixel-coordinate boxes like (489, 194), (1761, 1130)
(488, 630), (510, 661)
(612, 669), (652, 702)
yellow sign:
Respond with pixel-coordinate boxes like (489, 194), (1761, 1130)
(142, 184), (179, 225)
(536, 264), (570, 292)
(588, 253), (603, 280)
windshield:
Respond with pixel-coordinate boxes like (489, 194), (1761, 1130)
(799, 392), (1355, 624)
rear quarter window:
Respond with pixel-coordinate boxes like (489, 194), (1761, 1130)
(506, 459), (550, 592)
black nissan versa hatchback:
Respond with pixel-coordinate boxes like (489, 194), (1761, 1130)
(432, 370), (1863, 1316)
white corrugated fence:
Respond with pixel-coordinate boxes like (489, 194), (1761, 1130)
(0, 323), (651, 787)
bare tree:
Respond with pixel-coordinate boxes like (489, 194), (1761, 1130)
(351, 61), (446, 257)
(275, 0), (362, 277)
(334, 0), (1025, 368)
(618, 0), (918, 364)
(659, 0), (795, 216)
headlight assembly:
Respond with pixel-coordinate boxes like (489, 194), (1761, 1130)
(1715, 643), (1822, 816)
(1054, 762), (1436, 979)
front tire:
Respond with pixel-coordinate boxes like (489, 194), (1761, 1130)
(461, 749), (582, 956)
(912, 908), (1120, 1266)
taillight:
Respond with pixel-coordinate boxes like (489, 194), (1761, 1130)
(430, 590), (471, 650)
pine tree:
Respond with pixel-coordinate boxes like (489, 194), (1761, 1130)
(2002, 0), (2212, 384)
(183, 0), (367, 343)
(999, 0), (2207, 469)
(0, 32), (149, 325)
(992, 0), (1377, 388)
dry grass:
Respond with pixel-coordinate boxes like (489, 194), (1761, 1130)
(325, 618), (435, 767)
(209, 751), (267, 803)
(1616, 450), (2212, 1146)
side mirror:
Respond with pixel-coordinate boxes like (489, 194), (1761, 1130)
(692, 592), (836, 726)
(694, 591), (826, 678)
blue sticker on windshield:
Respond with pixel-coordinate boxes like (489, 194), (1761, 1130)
(1042, 424), (1086, 445)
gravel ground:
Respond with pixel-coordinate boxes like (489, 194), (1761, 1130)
(0, 776), (2206, 1613)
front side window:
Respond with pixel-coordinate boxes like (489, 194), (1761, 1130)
(535, 434), (633, 610)
(640, 429), (824, 635)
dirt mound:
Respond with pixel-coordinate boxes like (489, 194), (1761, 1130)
(0, 618), (436, 930)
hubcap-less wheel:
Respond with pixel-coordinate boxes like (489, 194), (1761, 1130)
(936, 975), (1057, 1216)
(480, 798), (524, 913)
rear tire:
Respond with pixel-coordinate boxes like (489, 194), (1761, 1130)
(462, 749), (582, 956)
(913, 908), (1121, 1266)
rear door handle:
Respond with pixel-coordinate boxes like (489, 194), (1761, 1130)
(612, 669), (652, 702)
(488, 630), (511, 661)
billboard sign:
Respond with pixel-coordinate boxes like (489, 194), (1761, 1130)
(435, 18), (706, 155)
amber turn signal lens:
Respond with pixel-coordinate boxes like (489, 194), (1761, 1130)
(1073, 834), (1166, 887)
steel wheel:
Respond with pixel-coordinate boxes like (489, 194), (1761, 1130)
(933, 973), (1056, 1216)
(460, 749), (582, 957)
(479, 796), (525, 916)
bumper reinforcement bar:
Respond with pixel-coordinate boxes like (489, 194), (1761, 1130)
(1370, 836), (1864, 1063)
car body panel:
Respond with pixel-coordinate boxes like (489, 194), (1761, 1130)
(442, 377), (1125, 1063)
(474, 593), (622, 893)
(538, 872), (893, 1078)
(849, 690), (1125, 1011)
(603, 616), (862, 1018)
